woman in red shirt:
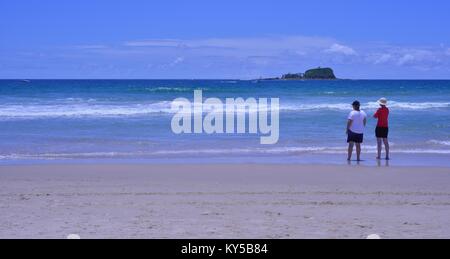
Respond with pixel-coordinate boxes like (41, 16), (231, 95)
(373, 98), (390, 160)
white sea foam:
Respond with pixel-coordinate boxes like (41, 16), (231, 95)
(143, 87), (209, 92)
(0, 102), (174, 118)
(0, 100), (449, 119)
(1, 146), (449, 160)
(428, 140), (450, 146)
(282, 101), (450, 111)
(221, 81), (238, 84)
(366, 101), (450, 110)
(0, 152), (131, 160)
(392, 149), (450, 154)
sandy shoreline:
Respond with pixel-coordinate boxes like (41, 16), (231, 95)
(0, 164), (449, 239)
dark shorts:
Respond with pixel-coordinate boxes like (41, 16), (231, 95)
(375, 127), (389, 138)
(347, 130), (364, 143)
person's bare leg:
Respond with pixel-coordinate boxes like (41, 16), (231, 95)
(347, 142), (354, 160)
(356, 143), (361, 161)
(383, 138), (390, 160)
(376, 138), (382, 159)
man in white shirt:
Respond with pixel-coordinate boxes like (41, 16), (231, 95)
(346, 100), (367, 161)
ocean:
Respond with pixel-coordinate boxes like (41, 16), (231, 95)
(1, 79), (449, 166)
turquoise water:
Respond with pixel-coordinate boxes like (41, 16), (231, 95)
(1, 79), (449, 166)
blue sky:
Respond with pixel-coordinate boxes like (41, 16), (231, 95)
(1, 0), (450, 79)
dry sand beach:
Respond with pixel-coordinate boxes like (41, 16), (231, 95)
(0, 164), (449, 239)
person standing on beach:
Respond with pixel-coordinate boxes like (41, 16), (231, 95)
(373, 97), (390, 160)
(346, 100), (367, 161)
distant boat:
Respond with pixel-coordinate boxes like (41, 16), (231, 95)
(20, 79), (31, 83)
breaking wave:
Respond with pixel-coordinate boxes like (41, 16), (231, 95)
(0, 100), (448, 119)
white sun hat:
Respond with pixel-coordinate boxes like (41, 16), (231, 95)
(377, 97), (387, 105)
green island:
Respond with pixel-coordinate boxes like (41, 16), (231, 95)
(260, 67), (337, 80)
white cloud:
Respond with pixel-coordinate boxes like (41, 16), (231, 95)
(54, 36), (450, 78)
(324, 43), (357, 55)
(170, 57), (185, 66)
(73, 45), (108, 50)
(395, 49), (437, 66)
(364, 47), (443, 68)
(124, 36), (335, 56)
(397, 54), (416, 66)
(124, 39), (185, 48)
(372, 54), (393, 64)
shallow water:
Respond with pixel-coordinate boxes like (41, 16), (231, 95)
(1, 79), (449, 166)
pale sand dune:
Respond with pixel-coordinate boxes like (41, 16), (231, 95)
(0, 164), (449, 239)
